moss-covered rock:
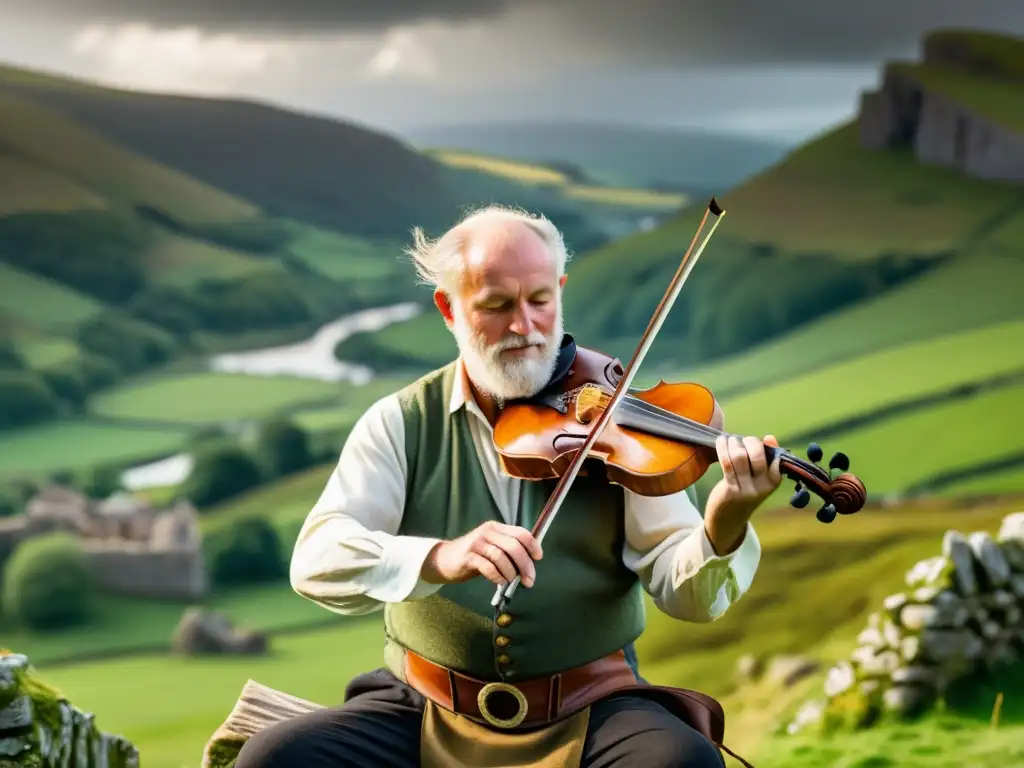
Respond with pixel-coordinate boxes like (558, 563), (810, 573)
(0, 650), (138, 767)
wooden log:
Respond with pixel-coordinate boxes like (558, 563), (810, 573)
(202, 679), (325, 768)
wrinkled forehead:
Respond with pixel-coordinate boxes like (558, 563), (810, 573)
(459, 224), (558, 296)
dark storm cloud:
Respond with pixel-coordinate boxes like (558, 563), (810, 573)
(24, 0), (1024, 65)
(26, 0), (511, 31)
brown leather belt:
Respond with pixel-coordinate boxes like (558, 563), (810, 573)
(403, 649), (639, 730)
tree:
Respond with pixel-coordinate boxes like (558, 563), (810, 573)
(2, 532), (96, 630)
(256, 419), (313, 479)
(205, 516), (287, 587)
(181, 442), (263, 508)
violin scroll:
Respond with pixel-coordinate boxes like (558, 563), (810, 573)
(769, 441), (867, 524)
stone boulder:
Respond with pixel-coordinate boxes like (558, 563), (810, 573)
(171, 608), (269, 656)
(784, 511), (1024, 736)
(0, 650), (138, 766)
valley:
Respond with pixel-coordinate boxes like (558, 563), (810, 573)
(2, 27), (1023, 768)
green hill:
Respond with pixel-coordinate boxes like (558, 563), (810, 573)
(0, 60), (689, 452)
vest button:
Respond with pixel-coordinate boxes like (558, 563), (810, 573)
(495, 635), (510, 647)
(496, 654), (511, 666)
(496, 613), (513, 627)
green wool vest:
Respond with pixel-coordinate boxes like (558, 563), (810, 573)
(383, 362), (652, 683)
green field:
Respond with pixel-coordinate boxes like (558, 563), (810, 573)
(0, 420), (189, 479)
(645, 251), (1024, 397)
(705, 319), (1024, 440)
(144, 232), (285, 287)
(0, 262), (104, 330)
(88, 373), (345, 424)
(21, 496), (1021, 768)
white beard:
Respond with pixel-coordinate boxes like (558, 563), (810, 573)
(450, 305), (563, 403)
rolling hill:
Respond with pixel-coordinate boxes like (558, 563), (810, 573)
(0, 60), (693, 452)
(327, 28), (1024, 503)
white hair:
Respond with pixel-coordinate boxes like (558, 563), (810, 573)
(404, 204), (572, 296)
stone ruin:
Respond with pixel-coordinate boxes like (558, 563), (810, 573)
(857, 31), (1024, 183)
(785, 511), (1024, 734)
(0, 485), (207, 600)
(0, 650), (138, 767)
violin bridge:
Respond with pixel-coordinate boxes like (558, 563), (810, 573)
(575, 384), (610, 424)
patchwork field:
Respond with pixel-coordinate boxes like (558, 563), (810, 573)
(0, 420), (190, 480)
(0, 262), (104, 330)
(87, 373), (345, 425)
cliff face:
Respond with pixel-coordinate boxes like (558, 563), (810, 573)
(858, 30), (1024, 183)
(0, 651), (138, 767)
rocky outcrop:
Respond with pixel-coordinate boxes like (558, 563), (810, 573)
(857, 31), (1024, 183)
(171, 608), (269, 656)
(785, 511), (1024, 735)
(0, 651), (139, 766)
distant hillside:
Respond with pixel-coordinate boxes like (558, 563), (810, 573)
(401, 120), (793, 194)
(0, 61), (705, 441)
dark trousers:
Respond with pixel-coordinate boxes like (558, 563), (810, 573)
(235, 668), (726, 768)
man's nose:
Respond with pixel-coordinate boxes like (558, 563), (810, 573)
(508, 303), (534, 336)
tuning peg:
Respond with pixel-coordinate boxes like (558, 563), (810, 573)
(816, 503), (837, 524)
(790, 488), (811, 508)
(829, 451), (850, 472)
(807, 443), (823, 463)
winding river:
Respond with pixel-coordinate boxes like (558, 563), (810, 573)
(120, 302), (423, 491)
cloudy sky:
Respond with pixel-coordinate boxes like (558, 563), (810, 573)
(3, 1), (1023, 143)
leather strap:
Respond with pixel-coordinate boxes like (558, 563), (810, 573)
(403, 649), (639, 730)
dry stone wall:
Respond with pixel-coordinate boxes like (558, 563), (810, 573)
(0, 651), (138, 767)
(787, 511), (1024, 734)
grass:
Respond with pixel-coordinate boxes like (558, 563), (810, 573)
(144, 232), (285, 287)
(647, 251), (1024, 397)
(939, 464), (1024, 495)
(285, 226), (405, 282)
(794, 382), (1024, 496)
(0, 581), (339, 668)
(0, 89), (257, 225)
(15, 335), (81, 368)
(88, 372), (344, 424)
(20, 495), (1021, 768)
(198, 463), (334, 537)
(0, 150), (107, 215)
(0, 262), (104, 331)
(701, 318), (1024, 442)
(891, 60), (1024, 133)
(718, 122), (1024, 257)
(0, 420), (189, 479)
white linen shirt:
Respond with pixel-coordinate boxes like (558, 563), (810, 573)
(290, 359), (761, 622)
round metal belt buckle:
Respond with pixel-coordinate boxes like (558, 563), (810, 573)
(477, 681), (529, 728)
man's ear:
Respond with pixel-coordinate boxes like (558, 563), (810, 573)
(559, 274), (568, 289)
(434, 289), (455, 326)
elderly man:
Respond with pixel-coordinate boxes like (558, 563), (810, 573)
(236, 205), (781, 768)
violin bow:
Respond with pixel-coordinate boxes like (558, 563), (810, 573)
(492, 198), (727, 610)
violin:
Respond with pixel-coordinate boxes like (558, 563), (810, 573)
(491, 198), (868, 611)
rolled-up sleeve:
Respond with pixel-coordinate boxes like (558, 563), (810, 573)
(620, 487), (761, 622)
(289, 394), (445, 615)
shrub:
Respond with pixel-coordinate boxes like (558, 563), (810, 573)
(1, 532), (96, 630)
(255, 419), (313, 479)
(0, 371), (59, 428)
(205, 517), (288, 587)
(181, 442), (263, 508)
